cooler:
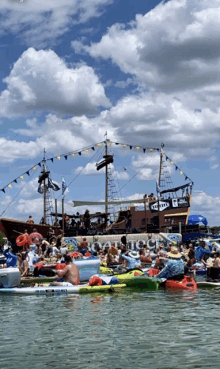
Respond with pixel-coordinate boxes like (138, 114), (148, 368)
(75, 259), (100, 282)
(0, 268), (21, 288)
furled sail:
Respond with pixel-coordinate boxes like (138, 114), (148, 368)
(72, 198), (147, 207)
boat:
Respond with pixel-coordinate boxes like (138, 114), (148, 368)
(147, 268), (197, 290)
(165, 276), (197, 290)
(0, 138), (194, 247)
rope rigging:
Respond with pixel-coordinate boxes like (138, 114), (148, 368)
(56, 145), (103, 200)
(0, 167), (40, 217)
(0, 138), (194, 225)
(118, 152), (158, 193)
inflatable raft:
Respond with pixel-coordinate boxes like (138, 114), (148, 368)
(115, 270), (162, 290)
(0, 283), (127, 295)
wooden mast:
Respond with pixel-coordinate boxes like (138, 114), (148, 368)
(157, 142), (164, 232)
(158, 142), (164, 188)
(43, 149), (47, 224)
(105, 133), (109, 227)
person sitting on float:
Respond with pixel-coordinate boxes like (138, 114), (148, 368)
(105, 247), (120, 267)
(180, 244), (188, 255)
(121, 250), (141, 271)
(195, 240), (212, 261)
(100, 249), (108, 263)
(55, 230), (63, 248)
(213, 252), (220, 268)
(151, 255), (165, 270)
(78, 237), (88, 255)
(139, 249), (152, 264)
(187, 249), (197, 270)
(3, 244), (17, 268)
(50, 255), (80, 287)
(51, 239), (59, 254)
(157, 245), (167, 258)
(33, 256), (56, 277)
(26, 245), (39, 273)
(38, 238), (50, 256)
(17, 252), (29, 277)
(46, 227), (55, 243)
(155, 246), (185, 281)
(60, 242), (69, 256)
(201, 253), (214, 268)
(95, 246), (103, 259)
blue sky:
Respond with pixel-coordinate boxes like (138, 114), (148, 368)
(0, 0), (220, 225)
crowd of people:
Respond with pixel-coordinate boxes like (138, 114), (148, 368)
(1, 233), (220, 287)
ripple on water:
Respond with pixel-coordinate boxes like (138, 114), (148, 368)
(1, 290), (220, 369)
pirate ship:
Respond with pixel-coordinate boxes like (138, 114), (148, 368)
(0, 138), (194, 245)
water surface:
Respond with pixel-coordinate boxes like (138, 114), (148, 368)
(1, 288), (220, 369)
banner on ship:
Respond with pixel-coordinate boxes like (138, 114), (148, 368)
(149, 197), (190, 212)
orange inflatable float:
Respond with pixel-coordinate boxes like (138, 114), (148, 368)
(55, 263), (66, 270)
(70, 251), (80, 259)
(89, 276), (103, 286)
(16, 234), (30, 247)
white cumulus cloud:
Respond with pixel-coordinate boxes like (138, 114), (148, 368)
(0, 48), (111, 118)
(0, 0), (113, 47)
(191, 191), (220, 226)
(73, 0), (220, 103)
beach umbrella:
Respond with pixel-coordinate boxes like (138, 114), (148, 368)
(187, 215), (208, 226)
(29, 232), (43, 245)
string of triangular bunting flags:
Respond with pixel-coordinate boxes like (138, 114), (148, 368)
(0, 140), (193, 194)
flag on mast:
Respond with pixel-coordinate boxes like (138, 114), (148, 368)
(62, 177), (68, 197)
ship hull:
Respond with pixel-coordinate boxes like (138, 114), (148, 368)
(0, 218), (53, 245)
(0, 196), (191, 245)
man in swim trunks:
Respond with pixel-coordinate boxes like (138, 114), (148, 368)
(50, 255), (80, 286)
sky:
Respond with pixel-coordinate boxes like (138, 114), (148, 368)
(0, 0), (220, 226)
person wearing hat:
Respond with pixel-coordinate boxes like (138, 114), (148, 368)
(121, 250), (141, 270)
(3, 245), (17, 268)
(155, 246), (184, 280)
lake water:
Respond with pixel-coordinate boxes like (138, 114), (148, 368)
(1, 288), (220, 369)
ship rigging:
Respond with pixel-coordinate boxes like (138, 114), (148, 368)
(0, 137), (194, 244)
